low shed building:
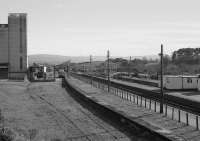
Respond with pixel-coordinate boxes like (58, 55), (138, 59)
(164, 75), (199, 90)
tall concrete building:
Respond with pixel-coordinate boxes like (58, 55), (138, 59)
(0, 13), (27, 79)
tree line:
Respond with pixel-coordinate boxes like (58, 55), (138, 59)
(110, 48), (200, 75)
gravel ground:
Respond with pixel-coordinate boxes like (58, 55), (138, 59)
(0, 79), (131, 141)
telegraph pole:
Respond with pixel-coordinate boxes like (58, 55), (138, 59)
(160, 44), (164, 113)
(69, 60), (71, 78)
(129, 56), (131, 77)
(90, 55), (92, 85)
(53, 65), (56, 80)
(67, 64), (69, 78)
(107, 50), (110, 92)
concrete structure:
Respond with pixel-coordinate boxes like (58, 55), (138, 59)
(0, 13), (27, 79)
(0, 24), (8, 63)
(0, 24), (9, 79)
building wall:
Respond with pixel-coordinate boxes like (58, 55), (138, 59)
(0, 24), (8, 64)
(8, 13), (27, 79)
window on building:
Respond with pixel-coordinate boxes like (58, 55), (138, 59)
(20, 57), (23, 70)
(166, 78), (170, 83)
(187, 78), (192, 83)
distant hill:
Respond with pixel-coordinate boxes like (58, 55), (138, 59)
(123, 55), (159, 60)
(28, 54), (107, 65)
(28, 54), (159, 65)
(28, 54), (70, 65)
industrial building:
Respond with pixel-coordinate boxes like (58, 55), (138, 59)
(28, 64), (55, 81)
(0, 13), (27, 79)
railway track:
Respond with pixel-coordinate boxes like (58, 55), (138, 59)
(28, 80), (132, 141)
(73, 73), (200, 116)
(61, 90), (120, 140)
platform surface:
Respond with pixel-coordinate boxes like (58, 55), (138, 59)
(68, 77), (200, 141)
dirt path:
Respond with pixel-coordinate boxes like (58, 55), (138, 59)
(0, 79), (131, 141)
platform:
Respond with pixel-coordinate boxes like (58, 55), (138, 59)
(67, 77), (200, 141)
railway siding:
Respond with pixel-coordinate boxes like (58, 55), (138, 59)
(65, 76), (200, 141)
(0, 79), (133, 141)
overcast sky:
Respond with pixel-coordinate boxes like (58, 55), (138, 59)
(1, 0), (200, 56)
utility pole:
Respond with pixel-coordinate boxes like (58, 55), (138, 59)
(67, 60), (71, 78)
(129, 56), (131, 77)
(53, 65), (56, 81)
(160, 44), (164, 113)
(107, 50), (110, 92)
(67, 64), (69, 78)
(90, 55), (92, 85)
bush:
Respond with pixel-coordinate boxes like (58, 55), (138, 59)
(0, 133), (12, 141)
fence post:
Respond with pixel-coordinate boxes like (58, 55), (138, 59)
(172, 108), (174, 120)
(186, 113), (189, 126)
(196, 116), (199, 130)
(165, 105), (167, 116)
(145, 98), (146, 108)
(178, 110), (181, 122)
(149, 99), (151, 110)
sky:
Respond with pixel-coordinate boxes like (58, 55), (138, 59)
(1, 0), (200, 57)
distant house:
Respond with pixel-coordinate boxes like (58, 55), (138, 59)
(73, 61), (104, 73)
(103, 61), (120, 74)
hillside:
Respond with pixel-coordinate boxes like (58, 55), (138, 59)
(28, 54), (107, 65)
(28, 54), (159, 65)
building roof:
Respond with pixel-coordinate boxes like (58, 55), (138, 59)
(164, 75), (199, 78)
(9, 13), (27, 16)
